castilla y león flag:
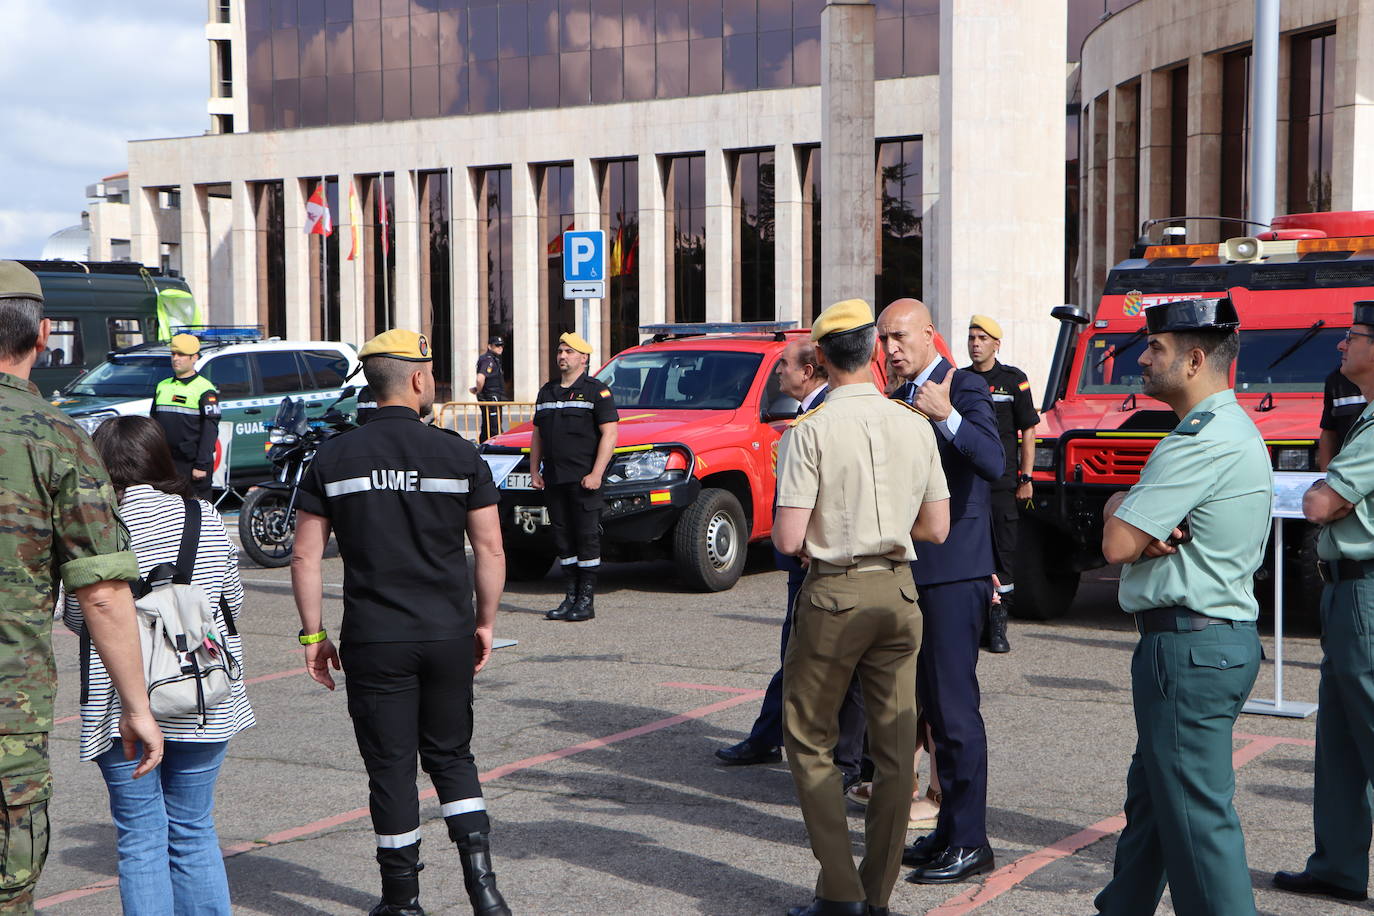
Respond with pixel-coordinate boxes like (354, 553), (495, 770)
(304, 182), (332, 236)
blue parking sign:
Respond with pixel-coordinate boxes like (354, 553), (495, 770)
(562, 230), (606, 283)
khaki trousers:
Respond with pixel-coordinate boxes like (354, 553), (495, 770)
(783, 562), (921, 907)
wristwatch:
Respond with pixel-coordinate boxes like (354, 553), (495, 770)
(1017, 473), (1033, 485)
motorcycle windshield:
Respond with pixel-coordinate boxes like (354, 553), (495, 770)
(271, 397), (308, 434)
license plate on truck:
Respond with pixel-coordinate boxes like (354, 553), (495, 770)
(504, 472), (533, 490)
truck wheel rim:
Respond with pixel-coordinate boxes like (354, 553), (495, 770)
(706, 511), (738, 571)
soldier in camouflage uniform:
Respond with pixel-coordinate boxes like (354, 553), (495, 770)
(0, 261), (163, 912)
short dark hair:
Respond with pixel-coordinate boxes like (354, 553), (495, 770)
(92, 416), (193, 498)
(363, 356), (419, 398)
(1172, 329), (1240, 374)
(797, 342), (827, 379)
(817, 327), (876, 373)
(0, 296), (43, 361)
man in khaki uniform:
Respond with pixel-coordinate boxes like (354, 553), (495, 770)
(774, 299), (951, 916)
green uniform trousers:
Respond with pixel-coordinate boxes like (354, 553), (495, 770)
(0, 733), (51, 915)
(782, 563), (920, 909)
(1095, 619), (1260, 916)
(1304, 578), (1374, 894)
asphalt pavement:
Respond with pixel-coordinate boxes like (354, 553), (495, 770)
(35, 537), (1354, 915)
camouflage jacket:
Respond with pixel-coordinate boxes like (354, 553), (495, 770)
(0, 371), (138, 734)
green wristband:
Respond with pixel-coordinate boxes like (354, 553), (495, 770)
(298, 628), (328, 646)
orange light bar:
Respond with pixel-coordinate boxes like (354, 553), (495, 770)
(1143, 243), (1221, 259)
(1295, 236), (1374, 254)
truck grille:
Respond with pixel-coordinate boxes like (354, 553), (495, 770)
(1065, 439), (1158, 484)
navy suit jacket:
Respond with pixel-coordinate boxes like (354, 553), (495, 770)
(906, 359), (1004, 586)
(774, 384), (829, 581)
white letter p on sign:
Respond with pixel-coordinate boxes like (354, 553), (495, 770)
(570, 237), (597, 277)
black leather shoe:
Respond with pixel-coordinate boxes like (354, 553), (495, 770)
(1273, 869), (1368, 901)
(715, 739), (782, 766)
(906, 844), (995, 884)
(868, 907), (889, 916)
(785, 899), (866, 916)
(900, 833), (946, 868)
(564, 569), (596, 622)
(987, 598), (1010, 653)
(842, 771), (863, 795)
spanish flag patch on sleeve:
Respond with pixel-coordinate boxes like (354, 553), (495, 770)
(600, 388), (612, 398)
(1018, 380), (1030, 391)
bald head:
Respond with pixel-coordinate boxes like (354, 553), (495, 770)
(877, 298), (938, 381)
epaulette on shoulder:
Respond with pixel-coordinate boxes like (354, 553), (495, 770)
(895, 400), (930, 420)
(1172, 411), (1215, 436)
(789, 402), (827, 427)
(429, 424), (467, 439)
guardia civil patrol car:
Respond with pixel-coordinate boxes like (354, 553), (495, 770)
(53, 328), (359, 487)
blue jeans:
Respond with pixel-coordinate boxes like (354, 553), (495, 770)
(96, 741), (231, 916)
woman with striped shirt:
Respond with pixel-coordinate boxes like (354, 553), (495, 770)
(64, 416), (253, 916)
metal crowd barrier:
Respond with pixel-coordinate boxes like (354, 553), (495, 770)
(433, 401), (537, 440)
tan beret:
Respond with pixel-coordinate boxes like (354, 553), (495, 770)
(969, 314), (1003, 340)
(0, 261), (42, 301)
(169, 333), (201, 355)
(811, 298), (875, 342)
(559, 331), (593, 355)
(359, 329), (432, 361)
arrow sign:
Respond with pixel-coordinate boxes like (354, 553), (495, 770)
(564, 281), (605, 300)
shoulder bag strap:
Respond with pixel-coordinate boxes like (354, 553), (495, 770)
(174, 496), (201, 585)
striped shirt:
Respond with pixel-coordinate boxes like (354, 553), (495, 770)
(63, 485), (254, 761)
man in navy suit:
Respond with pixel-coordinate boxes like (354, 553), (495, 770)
(715, 337), (866, 785)
(878, 298), (1004, 885)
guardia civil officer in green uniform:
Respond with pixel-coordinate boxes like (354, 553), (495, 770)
(150, 333), (220, 500)
(775, 298), (950, 916)
(1273, 300), (1374, 904)
(1094, 296), (1272, 916)
(0, 261), (162, 913)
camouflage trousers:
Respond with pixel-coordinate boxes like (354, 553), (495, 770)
(0, 733), (50, 915)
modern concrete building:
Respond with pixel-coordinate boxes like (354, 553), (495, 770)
(1076, 0), (1374, 309)
(118, 0), (1087, 400)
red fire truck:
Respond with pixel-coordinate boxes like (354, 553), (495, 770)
(1019, 210), (1374, 623)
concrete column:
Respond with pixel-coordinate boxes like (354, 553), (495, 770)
(572, 157), (604, 355)
(1141, 70), (1171, 229)
(939, 0), (1065, 395)
(774, 143), (804, 327)
(283, 178), (312, 341)
(394, 169), (422, 332)
(1187, 54), (1222, 242)
(704, 148), (733, 322)
(1335, 5), (1374, 210)
(229, 180), (259, 327)
(207, 191), (234, 325)
(131, 187), (161, 268)
(1109, 81), (1140, 263)
(510, 163), (541, 401)
(921, 125), (941, 315)
(453, 168), (482, 397)
(180, 184), (211, 319)
(638, 153), (667, 325)
(821, 0), (876, 307)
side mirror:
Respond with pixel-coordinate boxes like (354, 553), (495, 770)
(1051, 304), (1090, 326)
(762, 396), (801, 423)
(339, 385), (357, 399)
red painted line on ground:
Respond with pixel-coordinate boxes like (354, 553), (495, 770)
(1235, 730), (1316, 748)
(659, 681), (764, 694)
(37, 686), (764, 909)
(926, 734), (1298, 915)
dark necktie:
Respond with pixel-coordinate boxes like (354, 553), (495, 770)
(898, 380), (917, 405)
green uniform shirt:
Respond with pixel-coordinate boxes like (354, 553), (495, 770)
(1318, 400), (1374, 561)
(1114, 390), (1273, 621)
(0, 371), (139, 734)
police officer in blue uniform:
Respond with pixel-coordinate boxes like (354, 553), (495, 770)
(471, 337), (506, 442)
(1094, 297), (1271, 916)
(531, 331), (618, 622)
(291, 329), (511, 916)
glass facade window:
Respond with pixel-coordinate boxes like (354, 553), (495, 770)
(733, 149), (775, 322)
(539, 164), (577, 383)
(876, 137), (922, 304)
(1065, 103), (1080, 302)
(601, 158), (641, 357)
(800, 144), (822, 324)
(1219, 47), (1251, 239)
(246, 0), (941, 129)
(253, 181), (287, 338)
(1288, 28), (1335, 213)
(665, 154), (706, 323)
(420, 170), (453, 400)
(362, 173), (397, 335)
(477, 167), (514, 385)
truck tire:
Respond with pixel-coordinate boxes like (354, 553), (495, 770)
(1012, 516), (1081, 620)
(507, 550), (556, 582)
(674, 488), (748, 592)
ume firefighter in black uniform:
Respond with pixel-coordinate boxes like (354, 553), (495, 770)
(290, 329), (511, 916)
(531, 331), (619, 622)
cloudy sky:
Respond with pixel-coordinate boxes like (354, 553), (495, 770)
(0, 0), (206, 258)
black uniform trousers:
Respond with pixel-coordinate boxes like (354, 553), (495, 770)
(916, 577), (991, 849)
(172, 458), (213, 501)
(477, 395), (501, 443)
(989, 486), (1018, 587)
(748, 549), (865, 773)
(341, 638), (489, 868)
(546, 481), (602, 562)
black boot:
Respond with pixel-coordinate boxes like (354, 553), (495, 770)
(369, 864), (425, 916)
(565, 567), (596, 622)
(987, 593), (1011, 653)
(546, 562), (578, 620)
(456, 832), (511, 916)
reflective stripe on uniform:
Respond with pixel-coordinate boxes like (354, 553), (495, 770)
(559, 556), (578, 566)
(153, 403), (201, 416)
(440, 797), (487, 817)
(990, 393), (1014, 402)
(1334, 395), (1365, 408)
(324, 476), (373, 497)
(376, 829), (421, 848)
(535, 401), (595, 411)
(577, 558), (600, 567)
(323, 474), (471, 497)
(418, 477), (470, 493)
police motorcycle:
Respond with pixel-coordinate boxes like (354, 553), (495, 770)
(237, 387), (356, 568)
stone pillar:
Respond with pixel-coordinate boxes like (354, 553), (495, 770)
(229, 180), (259, 327)
(180, 184), (210, 318)
(131, 187), (161, 268)
(938, 0), (1066, 395)
(1335, 4), (1374, 210)
(453, 167), (482, 397)
(207, 191), (234, 325)
(573, 157), (604, 356)
(705, 148), (734, 322)
(1187, 55), (1223, 242)
(1109, 81), (1141, 264)
(637, 153), (667, 325)
(394, 169), (422, 332)
(821, 0), (876, 308)
(1141, 70), (1171, 229)
(283, 178), (312, 341)
(510, 163), (541, 401)
(774, 143), (804, 327)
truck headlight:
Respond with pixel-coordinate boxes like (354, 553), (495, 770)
(605, 448), (672, 485)
(1033, 446), (1055, 470)
(1275, 447), (1313, 471)
(74, 410), (117, 435)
